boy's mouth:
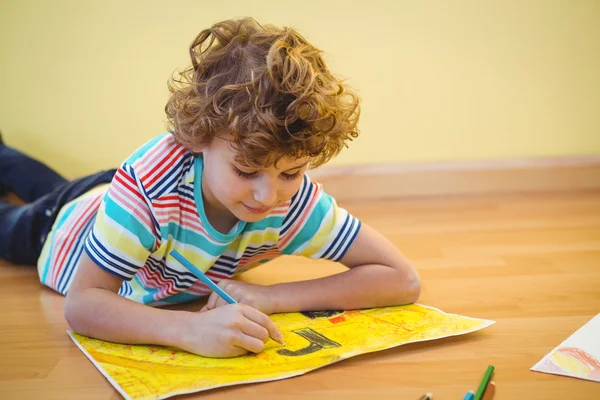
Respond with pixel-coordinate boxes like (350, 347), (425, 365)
(242, 203), (271, 214)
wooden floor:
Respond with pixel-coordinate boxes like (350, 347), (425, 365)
(1, 191), (599, 399)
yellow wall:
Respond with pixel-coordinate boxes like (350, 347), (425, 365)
(1, 0), (599, 176)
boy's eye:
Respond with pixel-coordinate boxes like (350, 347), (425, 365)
(234, 167), (258, 179)
(233, 165), (302, 180)
(281, 171), (301, 180)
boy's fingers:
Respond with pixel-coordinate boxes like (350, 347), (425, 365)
(217, 279), (232, 290)
(215, 297), (229, 308)
(241, 318), (270, 343)
(233, 332), (265, 354)
(206, 287), (237, 310)
(226, 347), (249, 358)
(204, 292), (217, 310)
(206, 292), (226, 310)
(240, 305), (283, 342)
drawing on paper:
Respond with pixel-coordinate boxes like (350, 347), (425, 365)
(70, 303), (495, 400)
(532, 313), (600, 383)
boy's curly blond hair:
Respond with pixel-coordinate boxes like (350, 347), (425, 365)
(165, 17), (360, 168)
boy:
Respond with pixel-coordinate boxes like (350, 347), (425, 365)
(0, 18), (420, 358)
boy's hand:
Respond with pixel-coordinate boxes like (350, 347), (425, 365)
(178, 304), (282, 358)
(201, 280), (274, 315)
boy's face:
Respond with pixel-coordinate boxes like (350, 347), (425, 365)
(200, 137), (308, 224)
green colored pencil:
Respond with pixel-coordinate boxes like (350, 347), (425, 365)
(474, 365), (495, 400)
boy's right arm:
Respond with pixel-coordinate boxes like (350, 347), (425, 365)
(64, 252), (282, 358)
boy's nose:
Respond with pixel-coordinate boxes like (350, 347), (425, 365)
(253, 179), (277, 206)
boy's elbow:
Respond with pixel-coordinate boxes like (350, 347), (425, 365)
(407, 275), (421, 303)
(64, 291), (85, 332)
(397, 269), (421, 304)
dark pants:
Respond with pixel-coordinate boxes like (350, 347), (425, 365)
(0, 144), (116, 265)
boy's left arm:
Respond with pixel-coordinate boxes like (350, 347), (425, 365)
(202, 223), (420, 314)
(268, 222), (421, 313)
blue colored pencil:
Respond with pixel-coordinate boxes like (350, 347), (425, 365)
(463, 391), (475, 400)
(171, 250), (237, 304)
(170, 249), (285, 346)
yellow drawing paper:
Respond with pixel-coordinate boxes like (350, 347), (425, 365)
(69, 304), (494, 400)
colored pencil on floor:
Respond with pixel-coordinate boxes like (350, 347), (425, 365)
(474, 365), (495, 400)
(482, 381), (496, 400)
(418, 393), (433, 400)
(463, 391), (475, 400)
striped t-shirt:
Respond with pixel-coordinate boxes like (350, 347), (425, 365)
(37, 133), (361, 305)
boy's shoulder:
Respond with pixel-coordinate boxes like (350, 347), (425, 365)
(118, 132), (195, 198)
(280, 175), (331, 223)
(124, 132), (187, 166)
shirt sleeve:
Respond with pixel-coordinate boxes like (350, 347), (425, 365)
(84, 163), (159, 280)
(278, 175), (361, 261)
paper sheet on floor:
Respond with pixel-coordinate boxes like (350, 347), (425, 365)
(532, 313), (600, 383)
(69, 303), (495, 400)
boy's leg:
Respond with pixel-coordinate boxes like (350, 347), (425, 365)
(0, 168), (117, 265)
(0, 140), (68, 202)
(0, 201), (43, 265)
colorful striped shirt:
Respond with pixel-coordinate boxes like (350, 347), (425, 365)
(37, 133), (361, 305)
